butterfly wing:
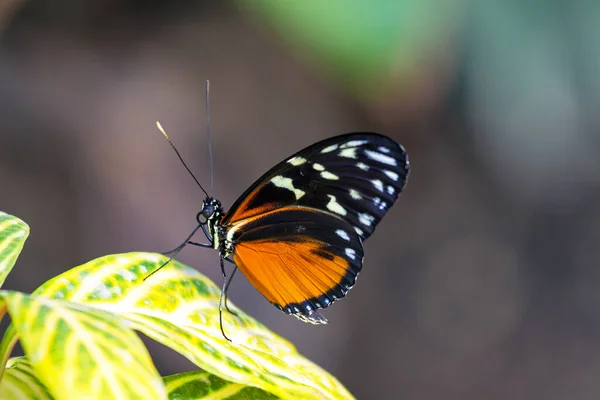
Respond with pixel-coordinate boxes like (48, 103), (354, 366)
(221, 132), (409, 240)
(228, 206), (363, 323)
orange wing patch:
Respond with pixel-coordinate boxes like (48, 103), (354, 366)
(224, 197), (274, 224)
(225, 205), (364, 323)
(233, 238), (357, 321)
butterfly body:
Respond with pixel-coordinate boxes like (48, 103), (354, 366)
(196, 132), (409, 324)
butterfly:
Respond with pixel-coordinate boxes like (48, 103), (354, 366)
(173, 132), (409, 327)
(151, 85), (409, 339)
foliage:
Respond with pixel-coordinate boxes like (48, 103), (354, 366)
(0, 212), (354, 399)
(240, 0), (465, 97)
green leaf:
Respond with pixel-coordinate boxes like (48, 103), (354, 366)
(0, 357), (54, 400)
(0, 212), (30, 288)
(0, 360), (281, 400)
(164, 370), (279, 400)
(33, 252), (354, 400)
(240, 0), (465, 96)
(0, 290), (167, 400)
(0, 320), (18, 379)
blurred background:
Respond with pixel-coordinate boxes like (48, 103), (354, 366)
(2, 1), (600, 398)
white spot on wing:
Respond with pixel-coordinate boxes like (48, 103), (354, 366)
(287, 156), (306, 166)
(339, 148), (357, 159)
(372, 179), (384, 192)
(321, 144), (339, 153)
(387, 185), (395, 195)
(345, 248), (356, 260)
(349, 189), (362, 200)
(358, 213), (374, 226)
(365, 149), (397, 166)
(357, 162), (369, 171)
(384, 170), (399, 181)
(340, 140), (368, 148)
(373, 197), (381, 206)
(354, 226), (364, 236)
(312, 163), (325, 171)
(378, 146), (391, 153)
(321, 171), (339, 180)
(336, 229), (351, 241)
(271, 175), (305, 200)
(326, 195), (347, 216)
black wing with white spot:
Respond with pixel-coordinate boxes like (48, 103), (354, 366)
(221, 132), (409, 240)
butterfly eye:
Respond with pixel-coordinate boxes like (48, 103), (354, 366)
(196, 200), (214, 224)
(198, 199), (223, 225)
(203, 203), (215, 216)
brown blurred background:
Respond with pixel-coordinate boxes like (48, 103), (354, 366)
(2, 1), (600, 399)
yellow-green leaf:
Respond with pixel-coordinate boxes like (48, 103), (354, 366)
(164, 370), (279, 400)
(0, 357), (54, 400)
(0, 321), (18, 379)
(0, 359), (280, 400)
(33, 252), (354, 400)
(1, 290), (167, 400)
(0, 212), (29, 288)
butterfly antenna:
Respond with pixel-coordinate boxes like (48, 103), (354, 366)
(156, 121), (209, 198)
(206, 80), (215, 197)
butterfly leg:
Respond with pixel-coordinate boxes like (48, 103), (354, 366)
(161, 241), (186, 256)
(222, 266), (239, 317)
(161, 223), (211, 256)
(162, 241), (211, 256)
(146, 224), (205, 280)
(187, 241), (212, 248)
(219, 256), (233, 342)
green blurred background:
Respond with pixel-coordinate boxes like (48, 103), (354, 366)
(2, 1), (600, 398)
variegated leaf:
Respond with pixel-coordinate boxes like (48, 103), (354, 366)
(0, 212), (29, 288)
(0, 323), (18, 379)
(0, 357), (54, 400)
(0, 358), (280, 400)
(32, 252), (354, 400)
(164, 370), (279, 399)
(1, 291), (166, 400)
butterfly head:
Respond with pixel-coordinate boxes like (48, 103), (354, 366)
(197, 197), (223, 225)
